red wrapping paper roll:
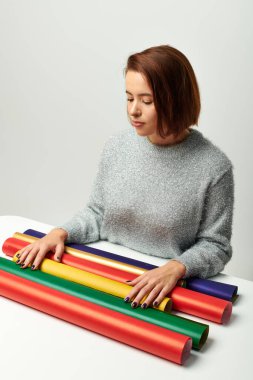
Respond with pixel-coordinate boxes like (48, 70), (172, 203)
(2, 238), (137, 282)
(0, 269), (192, 364)
(169, 287), (232, 324)
(2, 238), (28, 254)
(2, 237), (232, 323)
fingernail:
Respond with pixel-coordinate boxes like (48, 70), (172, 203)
(16, 254), (20, 258)
(56, 256), (60, 261)
(153, 301), (158, 307)
(141, 303), (147, 309)
(124, 297), (130, 302)
(31, 265), (35, 270)
(21, 263), (25, 268)
(125, 280), (131, 282)
(131, 302), (137, 308)
(16, 259), (20, 264)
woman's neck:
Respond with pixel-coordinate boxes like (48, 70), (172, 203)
(147, 128), (191, 146)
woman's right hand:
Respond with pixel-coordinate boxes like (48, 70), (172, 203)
(16, 228), (68, 270)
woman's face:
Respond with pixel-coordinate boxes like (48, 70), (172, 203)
(125, 70), (158, 138)
(125, 70), (190, 145)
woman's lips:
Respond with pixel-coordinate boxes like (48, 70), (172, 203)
(132, 121), (145, 128)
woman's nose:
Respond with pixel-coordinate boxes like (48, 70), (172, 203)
(129, 102), (141, 116)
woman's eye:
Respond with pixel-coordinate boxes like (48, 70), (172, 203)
(127, 99), (152, 105)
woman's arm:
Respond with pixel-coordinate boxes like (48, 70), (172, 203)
(174, 165), (235, 279)
(124, 165), (234, 309)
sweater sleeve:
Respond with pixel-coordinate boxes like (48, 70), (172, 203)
(56, 141), (108, 244)
(173, 165), (235, 279)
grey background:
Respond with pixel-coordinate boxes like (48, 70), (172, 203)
(0, 0), (252, 280)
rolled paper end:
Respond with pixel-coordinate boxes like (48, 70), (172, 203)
(232, 294), (240, 304)
(154, 297), (172, 313)
(232, 290), (239, 304)
(139, 293), (172, 313)
(181, 338), (192, 365)
(2, 240), (11, 256)
(197, 326), (209, 351)
(2, 238), (21, 257)
(221, 302), (232, 324)
(164, 298), (173, 313)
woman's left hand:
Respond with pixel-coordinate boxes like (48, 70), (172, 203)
(124, 260), (186, 309)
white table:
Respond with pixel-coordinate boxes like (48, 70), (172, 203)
(0, 215), (252, 380)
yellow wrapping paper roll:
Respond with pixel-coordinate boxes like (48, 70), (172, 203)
(13, 252), (172, 313)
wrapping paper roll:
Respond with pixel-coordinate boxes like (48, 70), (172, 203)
(0, 257), (208, 350)
(7, 236), (232, 323)
(21, 229), (238, 302)
(169, 287), (232, 324)
(3, 238), (139, 282)
(13, 232), (146, 275)
(23, 229), (155, 269)
(0, 269), (192, 364)
(3, 238), (28, 254)
(184, 277), (238, 303)
(12, 252), (172, 313)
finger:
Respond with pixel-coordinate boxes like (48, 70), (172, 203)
(20, 247), (40, 269)
(125, 273), (146, 285)
(141, 284), (164, 308)
(53, 243), (64, 262)
(131, 283), (158, 308)
(152, 282), (176, 307)
(17, 245), (32, 259)
(125, 278), (137, 284)
(16, 245), (30, 259)
(124, 279), (150, 305)
(31, 248), (49, 270)
(16, 245), (34, 265)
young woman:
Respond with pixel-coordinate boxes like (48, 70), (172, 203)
(16, 44), (234, 310)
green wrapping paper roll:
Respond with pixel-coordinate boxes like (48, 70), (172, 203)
(0, 258), (208, 350)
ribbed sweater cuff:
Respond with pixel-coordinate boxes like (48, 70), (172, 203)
(170, 257), (194, 279)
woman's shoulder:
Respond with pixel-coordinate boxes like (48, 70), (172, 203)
(195, 129), (233, 180)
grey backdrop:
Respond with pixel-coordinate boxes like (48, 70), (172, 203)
(0, 0), (252, 280)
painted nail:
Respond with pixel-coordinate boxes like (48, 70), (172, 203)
(21, 263), (25, 268)
(141, 303), (147, 309)
(125, 280), (131, 282)
(153, 301), (158, 307)
(31, 265), (35, 270)
(16, 254), (20, 258)
(131, 302), (137, 308)
(124, 297), (130, 302)
(16, 259), (20, 264)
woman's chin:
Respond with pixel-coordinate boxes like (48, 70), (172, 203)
(133, 127), (150, 136)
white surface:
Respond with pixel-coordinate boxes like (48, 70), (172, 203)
(0, 215), (252, 380)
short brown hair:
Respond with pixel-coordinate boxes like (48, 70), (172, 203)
(123, 44), (201, 138)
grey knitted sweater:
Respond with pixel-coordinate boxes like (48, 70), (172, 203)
(58, 127), (234, 279)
